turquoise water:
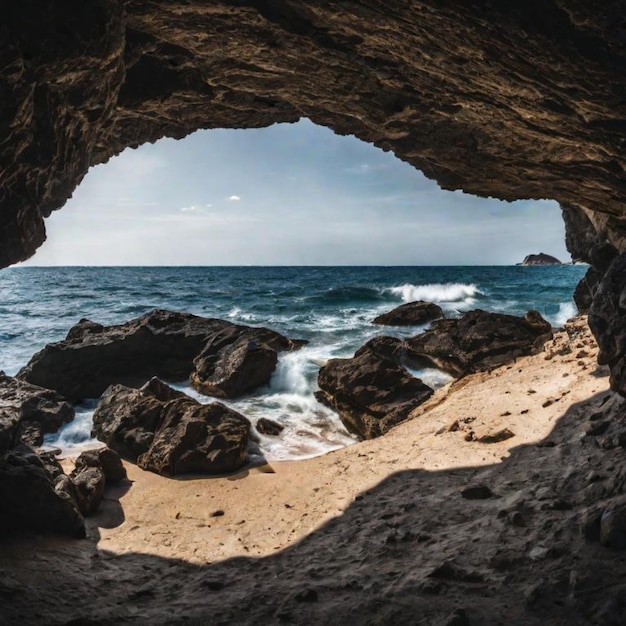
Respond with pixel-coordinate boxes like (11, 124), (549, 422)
(0, 265), (586, 459)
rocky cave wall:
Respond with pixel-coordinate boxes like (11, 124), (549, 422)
(1, 1), (625, 265)
(2, 1), (626, 380)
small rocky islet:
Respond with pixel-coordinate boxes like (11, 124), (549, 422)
(2, 304), (557, 538)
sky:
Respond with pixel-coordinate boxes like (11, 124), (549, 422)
(21, 118), (569, 266)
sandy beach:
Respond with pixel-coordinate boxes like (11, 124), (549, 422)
(2, 316), (624, 625)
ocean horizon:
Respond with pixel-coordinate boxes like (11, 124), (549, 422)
(1, 264), (586, 461)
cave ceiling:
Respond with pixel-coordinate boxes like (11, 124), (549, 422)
(1, 1), (625, 267)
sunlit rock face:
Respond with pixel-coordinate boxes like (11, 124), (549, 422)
(1, 1), (625, 268)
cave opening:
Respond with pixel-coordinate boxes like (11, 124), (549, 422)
(3, 119), (586, 463)
(2, 2), (626, 622)
(21, 118), (569, 267)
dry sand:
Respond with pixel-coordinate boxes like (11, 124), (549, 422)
(2, 317), (625, 625)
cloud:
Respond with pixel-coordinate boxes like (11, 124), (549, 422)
(228, 195), (241, 201)
(179, 206), (198, 212)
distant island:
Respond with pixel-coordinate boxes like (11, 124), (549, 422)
(517, 252), (562, 266)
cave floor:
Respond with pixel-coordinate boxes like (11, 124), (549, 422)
(1, 318), (625, 625)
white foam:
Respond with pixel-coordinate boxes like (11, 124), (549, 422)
(388, 282), (482, 305)
(549, 301), (578, 327)
(406, 366), (454, 389)
(43, 401), (102, 455)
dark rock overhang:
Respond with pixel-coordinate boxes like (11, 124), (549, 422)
(1, 1), (625, 267)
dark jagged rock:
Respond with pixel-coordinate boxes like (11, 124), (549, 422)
(1, 3), (625, 271)
(0, 372), (74, 451)
(574, 267), (603, 314)
(372, 301), (444, 327)
(600, 497), (626, 550)
(405, 310), (553, 378)
(69, 465), (105, 516)
(73, 447), (127, 485)
(256, 418), (284, 437)
(139, 400), (250, 476)
(518, 253), (562, 266)
(18, 309), (304, 401)
(589, 254), (626, 395)
(0, 444), (85, 538)
(92, 385), (165, 461)
(316, 337), (434, 440)
(92, 381), (250, 476)
(191, 339), (278, 399)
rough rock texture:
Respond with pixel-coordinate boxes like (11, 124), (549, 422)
(372, 301), (444, 326)
(1, 2), (625, 270)
(589, 254), (626, 395)
(0, 444), (85, 538)
(518, 253), (562, 266)
(191, 327), (305, 398)
(316, 336), (434, 439)
(69, 465), (106, 516)
(0, 371), (74, 450)
(93, 381), (251, 475)
(73, 447), (127, 485)
(573, 266), (602, 314)
(405, 310), (553, 377)
(17, 309), (303, 401)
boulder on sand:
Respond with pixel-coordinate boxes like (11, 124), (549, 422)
(92, 380), (251, 476)
(316, 336), (434, 439)
(0, 444), (85, 538)
(372, 301), (444, 326)
(405, 309), (553, 377)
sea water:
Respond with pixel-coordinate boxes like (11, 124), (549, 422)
(0, 265), (586, 460)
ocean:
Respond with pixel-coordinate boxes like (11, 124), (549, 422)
(0, 265), (586, 460)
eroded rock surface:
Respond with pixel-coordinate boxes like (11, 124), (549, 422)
(405, 310), (553, 377)
(18, 309), (303, 401)
(190, 327), (304, 399)
(0, 3), (625, 269)
(93, 380), (250, 475)
(316, 336), (434, 439)
(0, 372), (74, 450)
(0, 444), (85, 538)
(372, 301), (443, 326)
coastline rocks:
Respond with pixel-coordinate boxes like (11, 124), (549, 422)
(518, 253), (562, 266)
(405, 310), (553, 377)
(257, 418), (284, 436)
(0, 444), (85, 538)
(73, 447), (127, 485)
(316, 337), (434, 439)
(0, 372), (74, 450)
(372, 301), (444, 326)
(70, 465), (105, 516)
(92, 381), (251, 476)
(191, 336), (282, 398)
(18, 309), (305, 401)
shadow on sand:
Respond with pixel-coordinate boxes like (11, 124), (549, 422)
(1, 389), (625, 626)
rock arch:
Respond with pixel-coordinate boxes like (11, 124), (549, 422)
(2, 1), (625, 269)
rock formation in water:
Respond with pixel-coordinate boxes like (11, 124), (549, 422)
(406, 309), (553, 377)
(18, 309), (304, 400)
(518, 253), (562, 266)
(317, 310), (553, 438)
(372, 301), (444, 326)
